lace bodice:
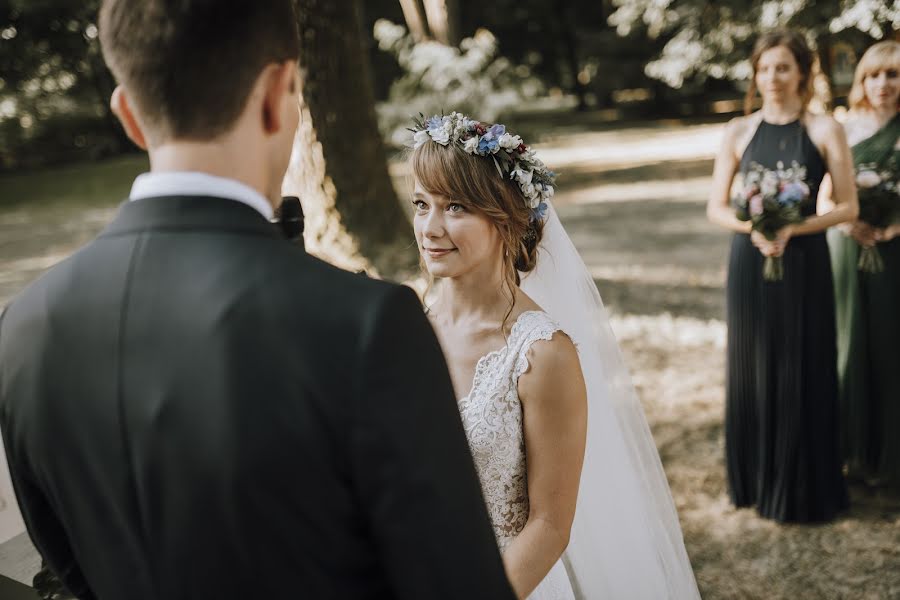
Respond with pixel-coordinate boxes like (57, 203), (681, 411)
(457, 310), (562, 550)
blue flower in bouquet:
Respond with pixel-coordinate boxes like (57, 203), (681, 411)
(776, 181), (809, 206)
(477, 124), (506, 154)
(425, 115), (443, 130)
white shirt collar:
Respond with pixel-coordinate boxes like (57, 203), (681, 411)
(129, 171), (274, 220)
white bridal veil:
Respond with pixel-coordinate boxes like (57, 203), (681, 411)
(520, 203), (700, 599)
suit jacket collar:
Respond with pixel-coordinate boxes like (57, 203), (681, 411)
(100, 195), (282, 240)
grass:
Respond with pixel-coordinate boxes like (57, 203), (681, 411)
(0, 154), (148, 211)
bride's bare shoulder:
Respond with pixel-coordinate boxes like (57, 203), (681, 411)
(518, 321), (583, 405)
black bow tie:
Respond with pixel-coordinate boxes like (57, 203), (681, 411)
(276, 196), (304, 248)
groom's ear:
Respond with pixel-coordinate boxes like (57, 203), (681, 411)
(110, 86), (149, 151)
(261, 60), (300, 136)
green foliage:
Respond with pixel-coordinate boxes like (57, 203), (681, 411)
(0, 0), (126, 170)
(373, 19), (544, 147)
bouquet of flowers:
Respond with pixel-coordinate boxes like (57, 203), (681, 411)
(854, 161), (899, 273)
(733, 161), (811, 281)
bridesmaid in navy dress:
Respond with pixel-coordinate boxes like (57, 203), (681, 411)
(706, 30), (858, 522)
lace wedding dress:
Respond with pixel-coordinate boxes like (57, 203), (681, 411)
(457, 310), (574, 600)
(453, 203), (700, 600)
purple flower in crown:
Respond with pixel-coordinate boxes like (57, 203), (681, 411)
(477, 123), (506, 154)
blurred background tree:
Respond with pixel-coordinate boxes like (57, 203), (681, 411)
(0, 0), (128, 171)
(608, 0), (900, 107)
(1, 0), (897, 279)
(398, 0), (460, 45)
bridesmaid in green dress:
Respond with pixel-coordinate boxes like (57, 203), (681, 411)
(825, 40), (900, 483)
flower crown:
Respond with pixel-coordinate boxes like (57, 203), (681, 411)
(410, 112), (556, 223)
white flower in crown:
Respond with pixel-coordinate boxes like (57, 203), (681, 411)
(410, 111), (557, 223)
(413, 129), (431, 148)
(512, 167), (533, 184)
(499, 133), (523, 150)
(429, 126), (451, 145)
(522, 182), (536, 198)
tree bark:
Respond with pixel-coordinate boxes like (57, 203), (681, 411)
(559, 0), (589, 111)
(287, 0), (417, 277)
(422, 0), (460, 46)
(814, 34), (835, 112)
(398, 0), (432, 42)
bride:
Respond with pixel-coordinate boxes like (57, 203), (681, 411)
(410, 113), (700, 599)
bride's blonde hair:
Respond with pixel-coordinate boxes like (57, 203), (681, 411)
(411, 139), (545, 327)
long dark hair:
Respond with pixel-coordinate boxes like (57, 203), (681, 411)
(744, 29), (816, 115)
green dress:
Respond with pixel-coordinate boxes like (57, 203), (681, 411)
(828, 114), (900, 482)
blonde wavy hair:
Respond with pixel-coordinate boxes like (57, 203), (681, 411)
(848, 40), (900, 111)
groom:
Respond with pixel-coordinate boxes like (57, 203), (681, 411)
(0, 1), (513, 598)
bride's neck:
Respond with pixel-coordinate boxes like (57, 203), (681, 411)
(435, 261), (513, 325)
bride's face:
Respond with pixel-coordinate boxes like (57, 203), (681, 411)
(412, 180), (503, 279)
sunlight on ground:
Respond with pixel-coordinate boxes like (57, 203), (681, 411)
(558, 176), (711, 205)
(389, 122), (725, 177)
(610, 312), (726, 350)
(536, 123), (723, 169)
(589, 264), (724, 288)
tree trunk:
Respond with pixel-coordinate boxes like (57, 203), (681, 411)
(286, 0), (417, 278)
(556, 0), (589, 110)
(813, 34), (834, 112)
(423, 0), (460, 46)
(398, 0), (431, 42)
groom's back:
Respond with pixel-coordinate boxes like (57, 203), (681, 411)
(0, 199), (408, 598)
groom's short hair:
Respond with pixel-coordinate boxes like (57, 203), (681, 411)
(99, 0), (300, 142)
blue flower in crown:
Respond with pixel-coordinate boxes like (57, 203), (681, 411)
(410, 112), (557, 223)
(477, 124), (506, 154)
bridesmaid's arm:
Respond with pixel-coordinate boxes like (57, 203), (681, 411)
(790, 117), (859, 236)
(707, 118), (753, 234)
(503, 333), (586, 600)
(818, 172), (877, 246)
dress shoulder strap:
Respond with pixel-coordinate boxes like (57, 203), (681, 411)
(508, 311), (564, 384)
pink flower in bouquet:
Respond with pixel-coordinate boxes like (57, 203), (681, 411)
(856, 169), (882, 189)
(749, 194), (764, 216)
(743, 185), (759, 200)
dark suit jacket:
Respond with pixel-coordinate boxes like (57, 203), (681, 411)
(0, 196), (514, 600)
